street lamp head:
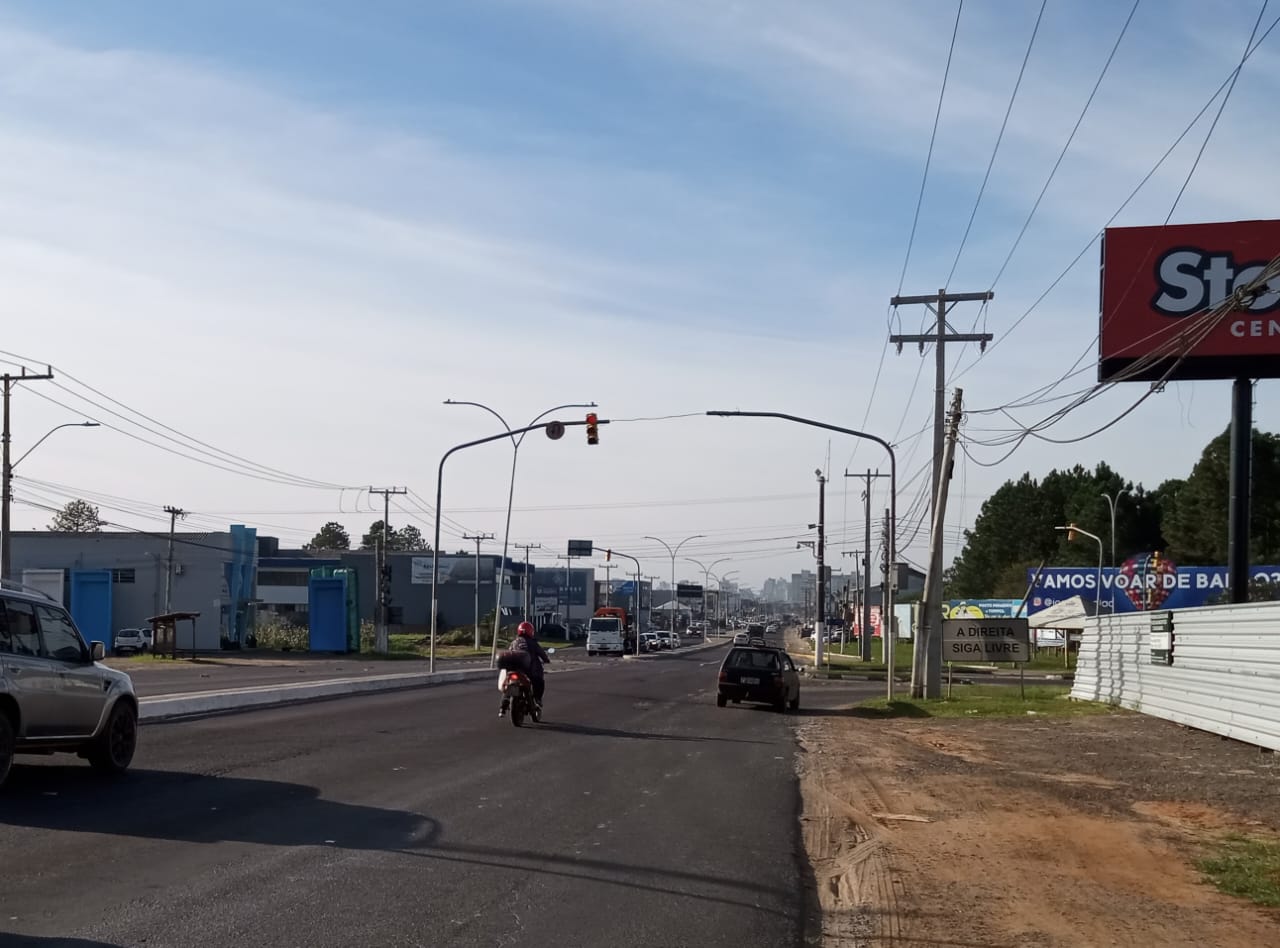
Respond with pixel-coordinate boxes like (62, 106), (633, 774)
(80, 422), (100, 428)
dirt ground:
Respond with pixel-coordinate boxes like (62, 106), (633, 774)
(797, 707), (1280, 947)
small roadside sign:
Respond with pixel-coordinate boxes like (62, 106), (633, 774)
(941, 618), (1030, 663)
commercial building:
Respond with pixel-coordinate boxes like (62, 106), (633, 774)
(10, 526), (259, 652)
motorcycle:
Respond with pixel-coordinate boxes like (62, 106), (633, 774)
(497, 647), (555, 728)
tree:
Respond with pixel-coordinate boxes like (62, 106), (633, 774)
(304, 521), (350, 551)
(360, 520), (395, 551)
(1159, 427), (1280, 564)
(397, 524), (429, 551)
(48, 499), (104, 533)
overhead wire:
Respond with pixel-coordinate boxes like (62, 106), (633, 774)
(944, 0), (1048, 289)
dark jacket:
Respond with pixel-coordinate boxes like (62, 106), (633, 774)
(511, 635), (550, 677)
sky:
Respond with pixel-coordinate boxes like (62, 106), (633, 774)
(0, 0), (1277, 591)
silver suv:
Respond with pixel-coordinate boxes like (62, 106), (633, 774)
(0, 584), (139, 788)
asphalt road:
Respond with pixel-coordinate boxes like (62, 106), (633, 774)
(0, 643), (873, 948)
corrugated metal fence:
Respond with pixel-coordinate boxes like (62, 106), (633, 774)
(1071, 602), (1280, 750)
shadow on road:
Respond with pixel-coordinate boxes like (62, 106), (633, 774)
(0, 936), (125, 947)
(0, 766), (440, 852)
(534, 721), (772, 744)
(394, 838), (798, 919)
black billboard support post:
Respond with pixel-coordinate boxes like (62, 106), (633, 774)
(1228, 377), (1253, 604)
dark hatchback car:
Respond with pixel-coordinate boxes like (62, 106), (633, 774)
(716, 645), (800, 712)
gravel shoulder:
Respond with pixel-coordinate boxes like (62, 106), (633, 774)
(797, 707), (1280, 946)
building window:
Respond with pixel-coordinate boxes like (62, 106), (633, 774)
(112, 569), (135, 584)
(258, 570), (311, 587)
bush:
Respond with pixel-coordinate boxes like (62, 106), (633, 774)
(255, 618), (309, 652)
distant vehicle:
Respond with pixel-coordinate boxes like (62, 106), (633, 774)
(655, 631), (677, 650)
(732, 632), (749, 645)
(716, 645), (801, 712)
(594, 606), (628, 628)
(747, 623), (766, 639)
(585, 617), (625, 656)
(639, 632), (660, 652)
(1, 585), (139, 787)
(114, 627), (152, 655)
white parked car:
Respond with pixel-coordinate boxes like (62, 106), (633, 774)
(656, 631), (676, 650)
(639, 632), (660, 652)
(114, 627), (153, 655)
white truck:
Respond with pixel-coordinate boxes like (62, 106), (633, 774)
(585, 616), (626, 656)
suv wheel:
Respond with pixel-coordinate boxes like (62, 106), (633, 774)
(0, 711), (14, 787)
(88, 702), (138, 774)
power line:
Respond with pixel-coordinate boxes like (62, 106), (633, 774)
(944, 0), (1048, 289)
(896, 0), (965, 296)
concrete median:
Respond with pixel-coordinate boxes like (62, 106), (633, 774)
(139, 667), (495, 722)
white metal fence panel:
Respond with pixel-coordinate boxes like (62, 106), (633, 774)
(1071, 602), (1280, 751)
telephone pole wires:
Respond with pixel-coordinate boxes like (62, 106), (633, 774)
(890, 289), (991, 694)
(515, 542), (542, 621)
(914, 389), (964, 698)
(1, 366), (55, 580)
(463, 531), (495, 649)
(369, 487), (408, 654)
(845, 468), (888, 661)
(163, 505), (187, 613)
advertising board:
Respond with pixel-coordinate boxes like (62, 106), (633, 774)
(410, 556), (495, 585)
(1099, 219), (1280, 382)
(1027, 560), (1280, 614)
(944, 599), (1023, 619)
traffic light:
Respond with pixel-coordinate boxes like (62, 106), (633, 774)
(586, 412), (599, 445)
(606, 548), (612, 561)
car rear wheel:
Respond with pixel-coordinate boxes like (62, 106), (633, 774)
(716, 694), (727, 708)
(87, 702), (138, 774)
(0, 710), (14, 787)
(789, 694), (800, 711)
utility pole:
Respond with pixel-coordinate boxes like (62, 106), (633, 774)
(845, 468), (888, 661)
(814, 470), (827, 666)
(1, 367), (55, 581)
(369, 487), (407, 655)
(914, 389), (964, 698)
(882, 508), (894, 696)
(163, 505), (186, 613)
(841, 549), (863, 654)
(599, 561), (616, 606)
(515, 542), (541, 621)
(463, 531), (495, 649)
(890, 289), (991, 691)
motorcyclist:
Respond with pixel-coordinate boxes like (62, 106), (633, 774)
(498, 621), (550, 717)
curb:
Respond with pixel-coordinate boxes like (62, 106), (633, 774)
(139, 668), (494, 722)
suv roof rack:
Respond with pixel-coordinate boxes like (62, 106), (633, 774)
(0, 578), (59, 602)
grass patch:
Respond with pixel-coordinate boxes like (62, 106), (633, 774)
(806, 638), (913, 672)
(1199, 835), (1280, 908)
(852, 684), (1112, 719)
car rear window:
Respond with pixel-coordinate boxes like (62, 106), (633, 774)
(726, 648), (781, 671)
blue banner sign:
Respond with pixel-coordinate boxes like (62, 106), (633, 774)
(1028, 560), (1280, 614)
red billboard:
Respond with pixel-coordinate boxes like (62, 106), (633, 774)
(1099, 219), (1280, 382)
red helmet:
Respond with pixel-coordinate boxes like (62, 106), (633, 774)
(517, 621), (536, 638)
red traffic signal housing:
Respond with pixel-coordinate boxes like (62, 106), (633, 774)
(586, 412), (599, 445)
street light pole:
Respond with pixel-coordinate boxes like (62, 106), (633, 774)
(430, 417), (605, 673)
(2, 418), (99, 580)
(685, 556), (730, 641)
(707, 410), (897, 699)
(1056, 523), (1104, 637)
(715, 570), (738, 633)
(444, 400), (596, 663)
(644, 534), (705, 634)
